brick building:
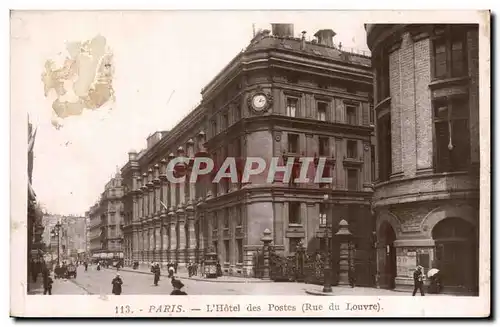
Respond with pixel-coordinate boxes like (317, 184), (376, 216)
(121, 24), (375, 283)
(366, 24), (479, 294)
(86, 171), (124, 261)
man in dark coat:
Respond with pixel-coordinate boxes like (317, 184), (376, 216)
(348, 263), (356, 288)
(112, 273), (123, 295)
(43, 268), (53, 295)
(412, 265), (425, 296)
(170, 278), (187, 295)
(153, 263), (161, 286)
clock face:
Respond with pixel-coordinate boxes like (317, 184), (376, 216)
(252, 94), (267, 110)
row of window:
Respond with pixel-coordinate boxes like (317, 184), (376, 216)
(285, 98), (363, 125)
(212, 239), (244, 264)
(210, 99), (368, 137)
(286, 134), (360, 158)
(211, 207), (244, 230)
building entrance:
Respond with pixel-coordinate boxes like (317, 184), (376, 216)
(378, 222), (396, 289)
(432, 218), (478, 294)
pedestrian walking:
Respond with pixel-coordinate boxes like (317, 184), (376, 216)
(348, 263), (356, 288)
(112, 273), (123, 295)
(216, 261), (222, 277)
(170, 278), (187, 295)
(412, 265), (425, 296)
(168, 264), (175, 278)
(84, 262), (88, 272)
(153, 263), (161, 286)
(193, 262), (198, 276)
(174, 262), (178, 274)
(43, 268), (53, 295)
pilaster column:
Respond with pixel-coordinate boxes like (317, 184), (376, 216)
(142, 173), (149, 218)
(155, 222), (161, 262)
(138, 229), (143, 262)
(186, 206), (196, 263)
(177, 208), (187, 269)
(169, 211), (177, 263)
(162, 223), (169, 263)
(197, 211), (206, 262)
(138, 191), (143, 221)
(169, 152), (177, 214)
(132, 227), (139, 262)
(148, 168), (154, 217)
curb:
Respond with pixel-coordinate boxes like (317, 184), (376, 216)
(106, 268), (271, 284)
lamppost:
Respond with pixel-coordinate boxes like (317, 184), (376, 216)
(51, 222), (62, 266)
(322, 194), (332, 293)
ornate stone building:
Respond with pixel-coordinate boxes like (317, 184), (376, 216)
(122, 24), (375, 283)
(366, 24), (480, 293)
(87, 171), (124, 261)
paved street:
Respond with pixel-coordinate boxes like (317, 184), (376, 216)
(32, 265), (441, 296)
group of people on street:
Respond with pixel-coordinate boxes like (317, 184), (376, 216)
(187, 261), (199, 277)
(110, 265), (187, 295)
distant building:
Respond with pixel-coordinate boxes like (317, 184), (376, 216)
(42, 214), (87, 262)
(366, 24), (479, 294)
(86, 171), (124, 261)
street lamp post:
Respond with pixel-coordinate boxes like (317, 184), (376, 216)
(51, 222), (62, 266)
(322, 194), (332, 293)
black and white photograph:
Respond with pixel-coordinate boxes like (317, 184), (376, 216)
(12, 9), (490, 317)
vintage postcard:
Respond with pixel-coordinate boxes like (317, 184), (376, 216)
(10, 9), (490, 318)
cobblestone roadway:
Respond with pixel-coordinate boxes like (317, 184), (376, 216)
(57, 266), (415, 296)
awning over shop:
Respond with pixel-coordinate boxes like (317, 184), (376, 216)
(118, 253), (124, 258)
(106, 253), (114, 258)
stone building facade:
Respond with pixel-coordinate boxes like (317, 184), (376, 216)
(366, 24), (480, 294)
(122, 24), (375, 283)
(86, 171), (124, 260)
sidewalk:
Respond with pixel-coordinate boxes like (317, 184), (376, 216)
(27, 277), (45, 295)
(107, 266), (271, 283)
(28, 275), (89, 295)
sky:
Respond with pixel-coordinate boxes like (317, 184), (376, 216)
(12, 11), (371, 216)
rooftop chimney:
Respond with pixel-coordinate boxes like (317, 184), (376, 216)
(271, 24), (294, 37)
(314, 29), (336, 47)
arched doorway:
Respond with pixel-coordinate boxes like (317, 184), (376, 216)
(378, 222), (397, 289)
(432, 218), (478, 294)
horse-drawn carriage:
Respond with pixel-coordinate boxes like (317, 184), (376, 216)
(54, 263), (77, 279)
